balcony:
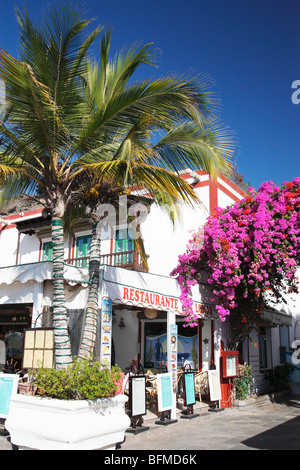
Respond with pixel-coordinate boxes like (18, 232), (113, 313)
(65, 250), (148, 273)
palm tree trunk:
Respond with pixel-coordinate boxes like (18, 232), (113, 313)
(78, 222), (101, 359)
(51, 217), (73, 369)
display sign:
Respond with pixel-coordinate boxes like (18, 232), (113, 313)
(22, 328), (54, 369)
(129, 375), (147, 418)
(183, 372), (196, 406)
(208, 370), (222, 401)
(170, 324), (177, 391)
(157, 373), (173, 412)
(0, 374), (19, 419)
(100, 299), (112, 369)
(222, 351), (239, 378)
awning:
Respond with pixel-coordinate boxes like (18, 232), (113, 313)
(261, 308), (292, 327)
(0, 262), (216, 319)
(0, 261), (89, 287)
(101, 265), (215, 318)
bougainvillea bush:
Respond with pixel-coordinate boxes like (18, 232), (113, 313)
(171, 178), (300, 340)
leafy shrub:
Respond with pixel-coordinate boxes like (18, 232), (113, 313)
(234, 364), (252, 400)
(29, 357), (122, 400)
(268, 363), (294, 391)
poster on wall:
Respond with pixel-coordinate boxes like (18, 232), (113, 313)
(145, 333), (167, 368)
(100, 299), (112, 369)
(144, 322), (198, 370)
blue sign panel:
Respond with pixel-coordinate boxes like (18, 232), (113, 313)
(184, 373), (196, 406)
(157, 373), (173, 412)
(0, 374), (19, 419)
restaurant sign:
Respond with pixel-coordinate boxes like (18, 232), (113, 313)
(122, 286), (212, 317)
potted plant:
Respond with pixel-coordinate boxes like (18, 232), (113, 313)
(5, 358), (130, 450)
(234, 364), (252, 401)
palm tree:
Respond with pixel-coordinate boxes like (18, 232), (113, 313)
(0, 4), (235, 367)
(69, 34), (235, 358)
(0, 4), (102, 368)
(65, 174), (131, 360)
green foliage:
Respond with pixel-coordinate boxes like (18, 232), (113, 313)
(234, 364), (252, 400)
(29, 357), (122, 400)
(268, 363), (294, 391)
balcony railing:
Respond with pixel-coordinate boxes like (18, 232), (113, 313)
(65, 250), (148, 272)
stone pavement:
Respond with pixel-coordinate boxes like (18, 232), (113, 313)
(120, 395), (300, 451)
(1, 395), (300, 451)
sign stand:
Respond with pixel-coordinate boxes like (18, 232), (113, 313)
(155, 409), (177, 426)
(181, 370), (199, 419)
(207, 369), (224, 412)
(126, 374), (150, 435)
(155, 373), (178, 426)
(208, 401), (224, 412)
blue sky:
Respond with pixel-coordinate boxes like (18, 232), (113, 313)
(0, 0), (299, 189)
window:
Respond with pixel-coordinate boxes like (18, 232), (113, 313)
(259, 327), (272, 370)
(114, 228), (133, 265)
(76, 235), (91, 267)
(42, 242), (52, 261)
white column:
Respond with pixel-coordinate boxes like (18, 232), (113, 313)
(32, 282), (44, 327)
(167, 310), (177, 420)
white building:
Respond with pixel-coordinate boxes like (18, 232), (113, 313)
(0, 169), (293, 410)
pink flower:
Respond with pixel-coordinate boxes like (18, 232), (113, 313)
(171, 178), (300, 326)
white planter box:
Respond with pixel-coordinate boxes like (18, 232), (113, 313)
(5, 394), (130, 450)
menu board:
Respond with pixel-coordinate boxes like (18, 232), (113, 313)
(100, 299), (112, 369)
(130, 375), (147, 417)
(0, 374), (19, 419)
(208, 370), (222, 401)
(222, 351), (239, 378)
(157, 373), (173, 412)
(183, 372), (196, 406)
(22, 328), (54, 369)
(226, 355), (238, 377)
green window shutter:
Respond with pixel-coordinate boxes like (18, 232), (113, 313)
(42, 241), (53, 261)
(114, 229), (133, 265)
(76, 235), (92, 267)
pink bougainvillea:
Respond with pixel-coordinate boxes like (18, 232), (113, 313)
(171, 178), (300, 327)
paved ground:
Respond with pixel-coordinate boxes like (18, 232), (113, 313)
(121, 395), (300, 451)
(1, 395), (300, 451)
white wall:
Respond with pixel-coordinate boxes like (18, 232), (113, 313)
(141, 182), (245, 277)
(141, 187), (210, 276)
(0, 227), (19, 267)
(18, 233), (40, 264)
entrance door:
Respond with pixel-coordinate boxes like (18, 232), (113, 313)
(0, 304), (32, 372)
